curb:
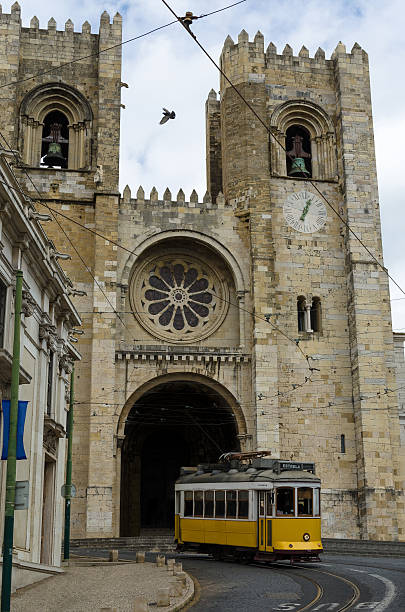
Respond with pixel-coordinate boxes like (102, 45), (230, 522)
(166, 572), (196, 611)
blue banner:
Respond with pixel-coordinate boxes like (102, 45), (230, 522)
(1, 400), (28, 460)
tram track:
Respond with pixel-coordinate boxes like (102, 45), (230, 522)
(250, 562), (361, 611)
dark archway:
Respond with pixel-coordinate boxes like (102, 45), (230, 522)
(120, 380), (240, 536)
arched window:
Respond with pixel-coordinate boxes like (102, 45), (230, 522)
(286, 125), (312, 178)
(297, 296), (306, 332)
(19, 83), (92, 170)
(41, 110), (69, 169)
(310, 297), (322, 332)
(270, 100), (336, 180)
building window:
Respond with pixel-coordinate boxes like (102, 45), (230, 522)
(41, 110), (69, 169)
(310, 297), (322, 332)
(19, 83), (92, 169)
(340, 434), (346, 454)
(269, 99), (337, 180)
(297, 296), (306, 332)
(46, 351), (54, 416)
(286, 125), (312, 178)
(0, 278), (6, 347)
(297, 296), (322, 333)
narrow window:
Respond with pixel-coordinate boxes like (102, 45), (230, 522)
(340, 434), (346, 454)
(194, 491), (203, 517)
(310, 297), (322, 332)
(238, 491), (249, 519)
(266, 490), (274, 517)
(204, 490), (214, 517)
(41, 110), (69, 169)
(313, 488), (321, 517)
(175, 491), (181, 515)
(215, 490), (225, 518)
(276, 487), (295, 516)
(0, 278), (6, 347)
(226, 490), (237, 518)
(46, 351), (54, 416)
(297, 296), (306, 332)
(286, 125), (312, 178)
(258, 490), (265, 517)
(184, 491), (193, 517)
(297, 488), (313, 516)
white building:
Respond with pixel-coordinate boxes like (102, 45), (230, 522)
(0, 149), (81, 590)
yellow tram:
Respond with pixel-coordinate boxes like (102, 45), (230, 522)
(175, 453), (322, 563)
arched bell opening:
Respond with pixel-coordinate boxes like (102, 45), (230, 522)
(120, 380), (240, 536)
(41, 110), (69, 168)
(286, 125), (312, 178)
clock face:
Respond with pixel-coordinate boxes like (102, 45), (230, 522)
(283, 190), (327, 233)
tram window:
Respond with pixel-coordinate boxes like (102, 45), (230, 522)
(314, 488), (320, 516)
(226, 491), (237, 518)
(204, 491), (214, 517)
(259, 491), (265, 517)
(297, 488), (313, 516)
(184, 491), (193, 517)
(194, 491), (203, 517)
(276, 488), (295, 516)
(238, 491), (249, 519)
(215, 491), (225, 518)
(266, 491), (274, 517)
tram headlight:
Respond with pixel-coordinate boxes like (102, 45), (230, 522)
(303, 532), (310, 542)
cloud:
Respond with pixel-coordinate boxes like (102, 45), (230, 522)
(4, 1), (405, 328)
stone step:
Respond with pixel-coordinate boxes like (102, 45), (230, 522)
(71, 536), (176, 550)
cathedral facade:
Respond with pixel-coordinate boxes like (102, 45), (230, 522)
(1, 4), (404, 542)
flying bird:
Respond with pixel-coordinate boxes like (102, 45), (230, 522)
(160, 108), (176, 125)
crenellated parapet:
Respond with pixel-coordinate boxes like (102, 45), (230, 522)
(220, 30), (368, 89)
(120, 185), (227, 210)
(0, 4), (122, 40)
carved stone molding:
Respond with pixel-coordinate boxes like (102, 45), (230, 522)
(43, 425), (58, 456)
(39, 317), (57, 348)
(21, 290), (36, 317)
(43, 416), (65, 456)
(59, 354), (73, 375)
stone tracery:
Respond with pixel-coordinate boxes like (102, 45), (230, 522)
(131, 253), (229, 343)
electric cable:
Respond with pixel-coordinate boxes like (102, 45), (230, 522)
(0, 133), (127, 327)
(160, 0), (405, 299)
(0, 1), (248, 91)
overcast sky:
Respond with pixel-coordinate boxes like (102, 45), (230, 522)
(9, 1), (405, 330)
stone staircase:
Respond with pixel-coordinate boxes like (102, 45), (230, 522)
(71, 530), (176, 553)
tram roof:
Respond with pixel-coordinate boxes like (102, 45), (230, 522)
(176, 468), (320, 485)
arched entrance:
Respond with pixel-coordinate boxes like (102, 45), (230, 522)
(120, 379), (241, 536)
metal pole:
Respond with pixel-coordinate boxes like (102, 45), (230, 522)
(1, 270), (23, 612)
(63, 366), (74, 561)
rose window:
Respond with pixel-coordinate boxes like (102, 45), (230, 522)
(131, 255), (229, 342)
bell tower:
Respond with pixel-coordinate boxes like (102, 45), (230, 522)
(0, 3), (123, 536)
(206, 31), (405, 540)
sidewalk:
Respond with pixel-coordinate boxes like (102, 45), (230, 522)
(11, 556), (194, 612)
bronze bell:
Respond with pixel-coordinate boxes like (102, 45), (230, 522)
(288, 157), (310, 177)
(43, 142), (66, 168)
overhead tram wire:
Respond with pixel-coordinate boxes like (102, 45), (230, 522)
(0, 1), (248, 92)
(160, 0), (405, 300)
(2, 170), (404, 309)
(1, 176), (314, 379)
(1, 174), (401, 346)
(0, 131), (127, 327)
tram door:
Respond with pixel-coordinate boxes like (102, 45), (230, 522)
(258, 490), (273, 552)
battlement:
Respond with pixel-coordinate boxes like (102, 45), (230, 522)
(121, 185), (227, 210)
(0, 3), (122, 38)
(220, 29), (368, 84)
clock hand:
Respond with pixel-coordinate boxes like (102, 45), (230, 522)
(300, 198), (313, 221)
